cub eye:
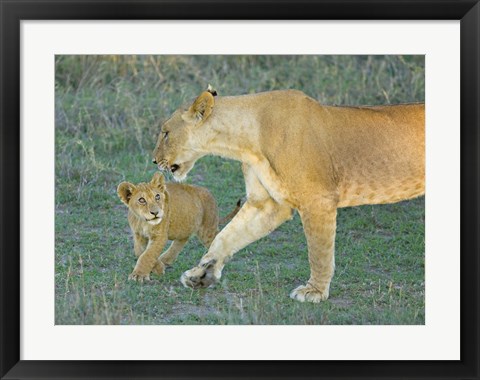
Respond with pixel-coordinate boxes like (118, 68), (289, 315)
(155, 194), (161, 200)
(163, 131), (169, 140)
(138, 197), (146, 204)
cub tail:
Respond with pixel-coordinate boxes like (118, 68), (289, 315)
(219, 199), (242, 225)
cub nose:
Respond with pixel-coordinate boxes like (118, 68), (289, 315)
(152, 159), (157, 165)
(150, 210), (159, 216)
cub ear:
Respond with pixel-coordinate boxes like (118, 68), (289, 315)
(117, 182), (136, 206)
(151, 171), (166, 190)
(182, 90), (215, 125)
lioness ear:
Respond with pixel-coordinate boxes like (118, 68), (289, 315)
(117, 182), (136, 206)
(151, 171), (166, 190)
(207, 84), (217, 97)
(182, 91), (215, 125)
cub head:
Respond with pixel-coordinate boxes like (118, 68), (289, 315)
(152, 85), (217, 181)
(117, 172), (168, 225)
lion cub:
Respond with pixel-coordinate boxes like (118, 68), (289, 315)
(117, 172), (238, 282)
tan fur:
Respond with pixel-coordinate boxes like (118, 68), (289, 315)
(153, 88), (425, 302)
(117, 172), (224, 282)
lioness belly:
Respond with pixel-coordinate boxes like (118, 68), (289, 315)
(328, 105), (425, 208)
(337, 176), (424, 207)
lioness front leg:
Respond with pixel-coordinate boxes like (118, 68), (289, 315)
(129, 234), (168, 282)
(290, 199), (337, 303)
(181, 198), (293, 289)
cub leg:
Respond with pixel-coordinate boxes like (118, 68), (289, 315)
(290, 200), (338, 303)
(197, 223), (218, 248)
(133, 233), (148, 258)
(157, 239), (188, 267)
(196, 192), (220, 249)
(129, 233), (168, 282)
(180, 198), (293, 289)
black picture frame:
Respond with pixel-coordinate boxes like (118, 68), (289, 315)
(1, 1), (478, 379)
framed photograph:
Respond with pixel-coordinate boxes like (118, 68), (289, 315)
(1, 1), (478, 379)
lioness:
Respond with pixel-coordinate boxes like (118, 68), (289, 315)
(117, 172), (239, 282)
(152, 87), (424, 302)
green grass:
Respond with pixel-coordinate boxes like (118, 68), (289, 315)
(55, 55), (425, 325)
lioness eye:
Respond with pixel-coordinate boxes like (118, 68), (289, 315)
(163, 131), (169, 140)
(155, 194), (161, 200)
(138, 197), (146, 204)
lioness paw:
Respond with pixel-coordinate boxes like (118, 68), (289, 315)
(290, 283), (329, 303)
(180, 260), (219, 289)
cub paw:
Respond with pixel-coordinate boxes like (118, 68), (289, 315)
(289, 282), (329, 303)
(128, 270), (151, 283)
(152, 261), (166, 275)
(180, 260), (219, 289)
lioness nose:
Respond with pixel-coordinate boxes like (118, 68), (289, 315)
(152, 159), (157, 165)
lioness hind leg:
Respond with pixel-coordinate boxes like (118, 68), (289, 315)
(290, 201), (337, 303)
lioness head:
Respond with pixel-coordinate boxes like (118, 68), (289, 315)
(117, 172), (168, 225)
(152, 86), (217, 181)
